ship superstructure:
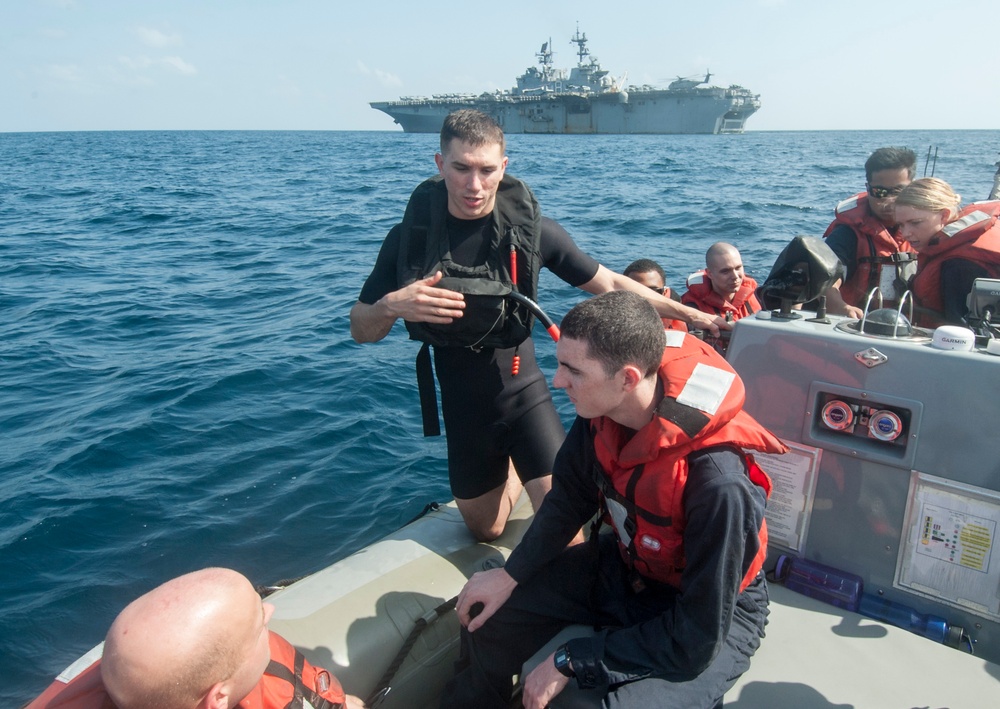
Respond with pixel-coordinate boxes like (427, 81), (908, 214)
(370, 29), (760, 135)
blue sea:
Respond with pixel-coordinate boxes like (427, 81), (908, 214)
(1, 129), (997, 703)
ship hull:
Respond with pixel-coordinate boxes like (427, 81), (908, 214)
(371, 87), (758, 135)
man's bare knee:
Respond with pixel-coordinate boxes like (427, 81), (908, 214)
(456, 473), (522, 542)
(456, 503), (506, 542)
(468, 518), (505, 543)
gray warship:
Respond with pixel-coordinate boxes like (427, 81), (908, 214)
(370, 29), (761, 135)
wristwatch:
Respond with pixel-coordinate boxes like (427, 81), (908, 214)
(553, 644), (574, 678)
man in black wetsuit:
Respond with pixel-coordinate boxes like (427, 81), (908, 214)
(441, 291), (784, 709)
(350, 110), (726, 542)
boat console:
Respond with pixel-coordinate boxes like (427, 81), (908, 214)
(724, 300), (1000, 706)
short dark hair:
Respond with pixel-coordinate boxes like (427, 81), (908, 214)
(865, 147), (917, 182)
(623, 258), (666, 281)
(440, 109), (505, 155)
(560, 291), (664, 378)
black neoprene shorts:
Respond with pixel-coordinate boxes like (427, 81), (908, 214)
(435, 339), (566, 500)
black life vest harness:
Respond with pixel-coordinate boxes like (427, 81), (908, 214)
(396, 175), (545, 436)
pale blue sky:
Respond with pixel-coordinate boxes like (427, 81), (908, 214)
(2, 0), (996, 132)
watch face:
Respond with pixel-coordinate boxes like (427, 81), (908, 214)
(554, 647), (573, 677)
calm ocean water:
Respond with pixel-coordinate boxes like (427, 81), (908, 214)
(1, 129), (997, 703)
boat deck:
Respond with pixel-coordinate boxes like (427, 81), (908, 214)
(725, 582), (1000, 708)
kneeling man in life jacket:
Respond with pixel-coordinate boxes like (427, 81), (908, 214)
(26, 568), (363, 709)
(441, 290), (786, 709)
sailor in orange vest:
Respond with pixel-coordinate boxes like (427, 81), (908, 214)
(895, 177), (1000, 327)
(441, 291), (786, 709)
(682, 242), (761, 354)
(822, 147), (918, 317)
(623, 258), (687, 332)
(26, 568), (364, 709)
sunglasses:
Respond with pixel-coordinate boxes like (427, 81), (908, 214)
(866, 183), (907, 199)
(646, 285), (666, 294)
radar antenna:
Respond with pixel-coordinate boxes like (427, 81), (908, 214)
(536, 39), (553, 66)
(535, 38), (555, 80)
(923, 146), (939, 177)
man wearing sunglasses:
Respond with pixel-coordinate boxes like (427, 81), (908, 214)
(821, 147), (918, 318)
(623, 259), (687, 331)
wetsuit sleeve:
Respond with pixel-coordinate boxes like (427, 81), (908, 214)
(940, 258), (989, 324)
(540, 217), (600, 287)
(567, 447), (766, 686)
(503, 416), (601, 584)
(357, 225), (403, 305)
(825, 224), (859, 279)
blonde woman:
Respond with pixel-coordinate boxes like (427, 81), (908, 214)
(895, 177), (1000, 327)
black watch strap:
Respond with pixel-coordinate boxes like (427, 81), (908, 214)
(553, 644), (574, 678)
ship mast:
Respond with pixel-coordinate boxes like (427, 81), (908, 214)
(567, 25), (612, 92)
(570, 25), (589, 66)
(536, 38), (555, 82)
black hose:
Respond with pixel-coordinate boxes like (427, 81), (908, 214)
(507, 291), (560, 341)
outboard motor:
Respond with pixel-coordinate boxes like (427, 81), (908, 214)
(756, 236), (844, 319)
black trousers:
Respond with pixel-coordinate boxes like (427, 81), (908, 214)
(440, 536), (769, 709)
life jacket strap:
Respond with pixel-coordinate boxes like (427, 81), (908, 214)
(263, 650), (343, 709)
(416, 343), (441, 437)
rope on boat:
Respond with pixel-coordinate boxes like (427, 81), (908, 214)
(365, 595), (459, 708)
(404, 501), (441, 526)
(257, 577), (307, 598)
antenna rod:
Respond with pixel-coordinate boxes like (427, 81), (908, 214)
(990, 154), (1000, 200)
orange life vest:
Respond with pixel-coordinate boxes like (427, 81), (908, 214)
(24, 632), (346, 709)
(590, 335), (786, 591)
(238, 631), (346, 709)
(909, 202), (1000, 327)
(681, 272), (761, 320)
(823, 193), (916, 307)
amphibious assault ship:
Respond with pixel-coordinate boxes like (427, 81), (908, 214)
(370, 29), (761, 135)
